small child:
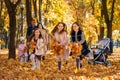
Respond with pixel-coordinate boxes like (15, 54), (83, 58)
(18, 37), (28, 62)
(70, 22), (90, 68)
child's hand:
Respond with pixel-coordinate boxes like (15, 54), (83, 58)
(38, 46), (45, 50)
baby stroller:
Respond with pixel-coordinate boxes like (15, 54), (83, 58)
(88, 38), (113, 66)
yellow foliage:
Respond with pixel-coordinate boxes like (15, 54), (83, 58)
(0, 40), (5, 45)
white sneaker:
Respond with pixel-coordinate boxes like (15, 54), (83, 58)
(31, 65), (36, 70)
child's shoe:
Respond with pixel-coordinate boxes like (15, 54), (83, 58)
(31, 65), (36, 70)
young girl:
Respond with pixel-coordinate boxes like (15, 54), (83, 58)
(18, 37), (28, 63)
(51, 22), (69, 70)
(70, 22), (90, 68)
(37, 23), (48, 60)
(29, 29), (45, 70)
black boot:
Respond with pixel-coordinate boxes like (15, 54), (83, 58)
(76, 57), (82, 69)
(66, 60), (68, 64)
(27, 53), (30, 62)
(42, 56), (45, 60)
(58, 61), (62, 70)
(69, 52), (73, 56)
(79, 55), (85, 60)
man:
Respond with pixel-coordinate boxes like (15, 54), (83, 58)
(26, 19), (37, 40)
(26, 19), (37, 61)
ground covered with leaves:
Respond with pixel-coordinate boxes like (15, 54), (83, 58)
(0, 48), (120, 80)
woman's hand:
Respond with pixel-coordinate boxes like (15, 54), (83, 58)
(37, 46), (45, 50)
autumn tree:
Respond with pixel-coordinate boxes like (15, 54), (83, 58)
(89, 0), (105, 40)
(0, 1), (9, 49)
(26, 0), (32, 26)
(39, 0), (42, 22)
(4, 0), (21, 59)
(0, 0), (3, 39)
(101, 0), (115, 39)
(44, 0), (49, 26)
(42, 0), (72, 27)
(112, 0), (120, 31)
(32, 0), (37, 18)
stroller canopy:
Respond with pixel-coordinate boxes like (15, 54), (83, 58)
(98, 38), (113, 54)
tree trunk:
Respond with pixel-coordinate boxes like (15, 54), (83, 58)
(107, 22), (112, 38)
(99, 6), (104, 40)
(44, 0), (49, 26)
(0, 0), (2, 19)
(39, 0), (42, 22)
(99, 27), (104, 40)
(8, 12), (16, 59)
(4, 0), (21, 59)
(102, 0), (115, 39)
(0, 0), (3, 40)
(44, 18), (48, 26)
(33, 0), (37, 18)
(26, 0), (32, 27)
(90, 0), (95, 15)
(21, 8), (24, 36)
(0, 0), (3, 32)
(4, 31), (8, 48)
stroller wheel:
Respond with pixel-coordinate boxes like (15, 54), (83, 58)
(106, 60), (112, 66)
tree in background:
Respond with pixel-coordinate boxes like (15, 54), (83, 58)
(39, 0), (42, 22)
(4, 0), (21, 59)
(26, 0), (32, 27)
(1, 0), (120, 60)
(32, 0), (37, 18)
(112, 0), (120, 31)
(101, 0), (115, 39)
(66, 0), (94, 24)
(0, 0), (4, 46)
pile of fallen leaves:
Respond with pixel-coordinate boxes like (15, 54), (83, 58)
(69, 42), (82, 57)
(0, 48), (120, 80)
(50, 39), (64, 55)
(29, 41), (37, 53)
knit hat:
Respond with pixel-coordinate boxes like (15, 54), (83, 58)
(20, 36), (24, 41)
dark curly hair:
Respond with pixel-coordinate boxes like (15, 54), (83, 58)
(70, 22), (82, 34)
